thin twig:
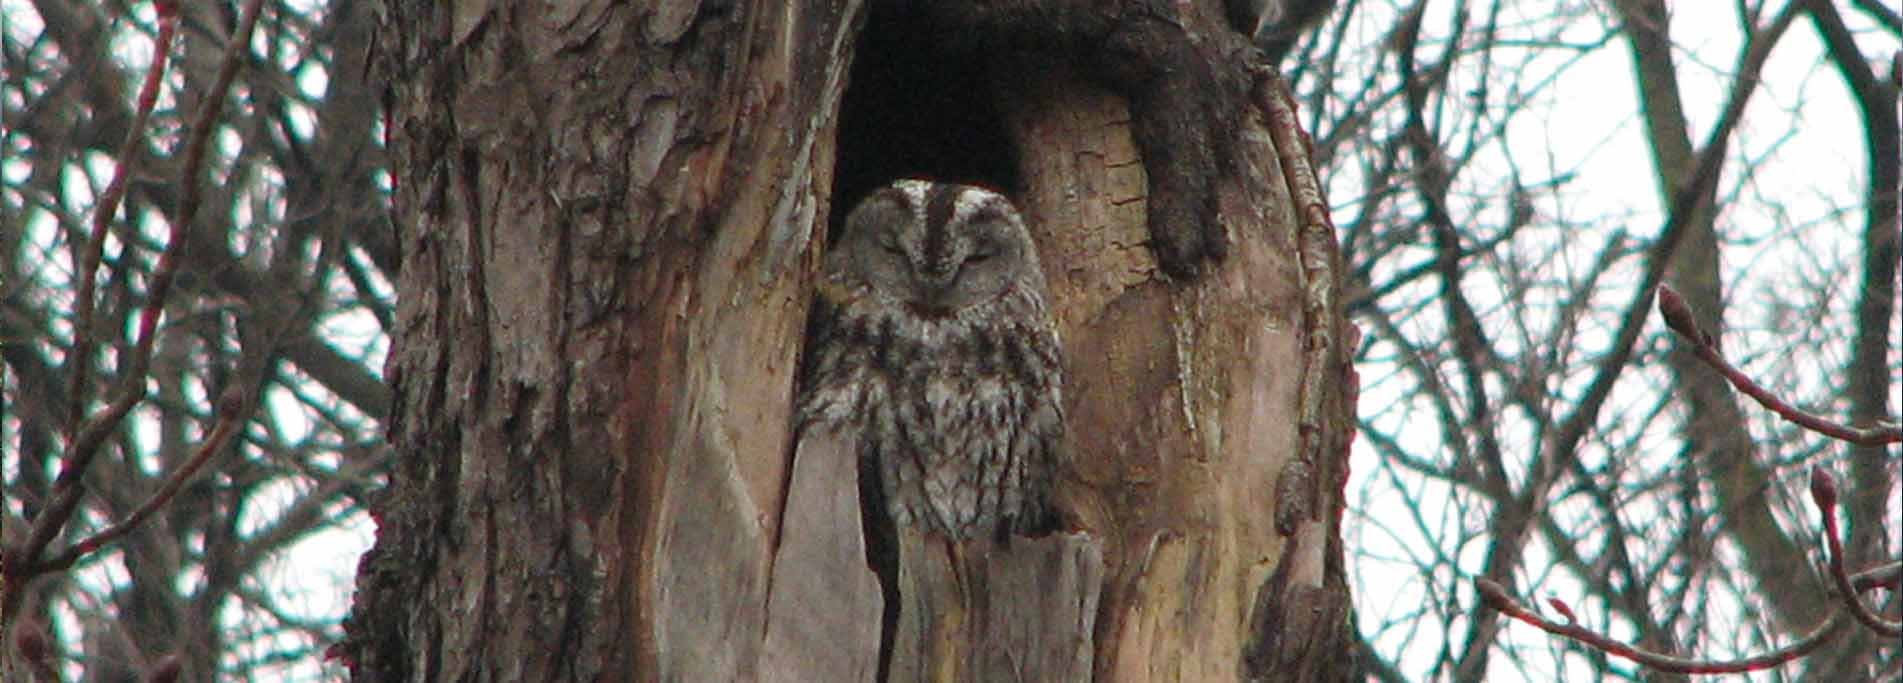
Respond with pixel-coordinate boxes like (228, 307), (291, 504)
(37, 391), (250, 574)
(1657, 285), (1902, 447)
(1477, 578), (1848, 674)
(1851, 561), (1901, 592)
(9, 0), (270, 590)
(1808, 467), (1903, 638)
(65, 5), (180, 435)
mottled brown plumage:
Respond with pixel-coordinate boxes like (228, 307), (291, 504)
(797, 180), (1063, 540)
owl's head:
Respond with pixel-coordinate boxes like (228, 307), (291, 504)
(831, 179), (1044, 317)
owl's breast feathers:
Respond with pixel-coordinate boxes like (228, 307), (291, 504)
(798, 277), (1063, 538)
(808, 277), (1059, 402)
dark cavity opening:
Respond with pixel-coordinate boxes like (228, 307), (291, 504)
(830, 3), (1021, 239)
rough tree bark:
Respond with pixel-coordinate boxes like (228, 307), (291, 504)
(336, 1), (1358, 681)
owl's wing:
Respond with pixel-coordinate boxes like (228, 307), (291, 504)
(760, 423), (883, 682)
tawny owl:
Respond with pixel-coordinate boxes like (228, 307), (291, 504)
(796, 179), (1063, 541)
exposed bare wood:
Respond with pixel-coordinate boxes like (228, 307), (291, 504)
(887, 530), (1101, 682)
(762, 427), (884, 683)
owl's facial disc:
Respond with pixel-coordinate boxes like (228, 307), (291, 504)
(915, 232), (1016, 316)
(837, 180), (1034, 319)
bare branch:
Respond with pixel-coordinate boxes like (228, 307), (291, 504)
(1657, 285), (1903, 446)
(6, 0), (271, 618)
(1809, 467), (1903, 638)
(65, 3), (180, 433)
(36, 389), (250, 575)
(1477, 577), (1850, 674)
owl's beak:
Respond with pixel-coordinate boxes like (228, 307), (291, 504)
(912, 268), (959, 316)
(916, 265), (956, 291)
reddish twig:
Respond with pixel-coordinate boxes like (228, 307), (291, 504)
(1656, 285), (1902, 446)
(5, 0), (270, 619)
(1478, 474), (1903, 675)
(37, 391), (249, 575)
(1808, 467), (1903, 638)
(65, 5), (180, 435)
(1851, 561), (1901, 593)
(1477, 578), (1848, 674)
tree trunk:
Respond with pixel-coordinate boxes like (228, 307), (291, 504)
(337, 2), (1358, 681)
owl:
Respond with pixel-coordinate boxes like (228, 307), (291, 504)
(796, 179), (1063, 541)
